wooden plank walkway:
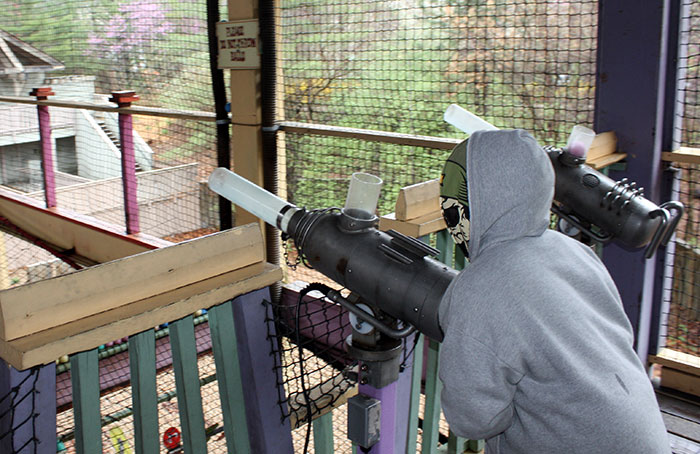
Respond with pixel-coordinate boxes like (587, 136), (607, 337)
(656, 389), (700, 454)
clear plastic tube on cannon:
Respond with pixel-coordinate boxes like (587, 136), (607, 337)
(207, 167), (301, 233)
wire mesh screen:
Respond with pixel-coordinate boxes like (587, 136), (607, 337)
(661, 1), (700, 359)
(0, 0), (222, 257)
(662, 164), (699, 357)
(279, 0), (598, 213)
(678, 0), (700, 148)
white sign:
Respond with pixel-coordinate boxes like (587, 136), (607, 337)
(216, 20), (260, 69)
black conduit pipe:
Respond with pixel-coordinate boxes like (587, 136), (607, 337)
(207, 0), (233, 230)
(260, 0), (282, 302)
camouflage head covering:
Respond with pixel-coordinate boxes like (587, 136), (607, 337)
(440, 139), (470, 259)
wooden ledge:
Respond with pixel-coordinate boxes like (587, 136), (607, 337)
(0, 224), (264, 340)
(379, 211), (446, 238)
(662, 148), (700, 165)
(0, 262), (282, 370)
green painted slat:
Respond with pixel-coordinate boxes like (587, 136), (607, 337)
(209, 301), (251, 454)
(129, 330), (159, 454)
(454, 245), (466, 271)
(170, 315), (208, 453)
(312, 411), (334, 454)
(436, 229), (454, 267)
(467, 439), (485, 452)
(421, 338), (442, 454)
(70, 349), (101, 454)
(405, 333), (425, 453)
(447, 431), (468, 454)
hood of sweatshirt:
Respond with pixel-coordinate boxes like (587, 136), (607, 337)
(465, 129), (555, 259)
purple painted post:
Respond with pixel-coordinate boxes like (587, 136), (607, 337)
(594, 1), (671, 360)
(359, 380), (399, 454)
(232, 287), (294, 453)
(109, 91), (140, 234)
(30, 87), (57, 208)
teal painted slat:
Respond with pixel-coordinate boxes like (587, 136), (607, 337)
(209, 301), (251, 454)
(405, 334), (424, 453)
(421, 338), (442, 454)
(170, 315), (208, 453)
(467, 438), (485, 452)
(70, 349), (101, 454)
(436, 229), (454, 267)
(454, 245), (466, 271)
(312, 411), (334, 454)
(447, 431), (467, 454)
(129, 330), (159, 454)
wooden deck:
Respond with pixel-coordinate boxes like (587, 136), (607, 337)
(657, 388), (700, 454)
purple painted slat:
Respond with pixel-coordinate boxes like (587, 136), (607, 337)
(30, 88), (57, 208)
(109, 91), (141, 235)
(118, 113), (140, 234)
(233, 287), (294, 453)
(0, 360), (56, 453)
(37, 105), (57, 208)
(359, 381), (398, 454)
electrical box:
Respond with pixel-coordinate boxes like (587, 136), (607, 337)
(347, 394), (381, 449)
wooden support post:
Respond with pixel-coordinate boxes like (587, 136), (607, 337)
(169, 315), (207, 453)
(128, 330), (159, 454)
(312, 411), (334, 454)
(30, 87), (57, 208)
(0, 360), (56, 454)
(232, 287), (294, 453)
(209, 300), (251, 454)
(229, 0), (264, 228)
(109, 91), (141, 234)
(70, 349), (102, 454)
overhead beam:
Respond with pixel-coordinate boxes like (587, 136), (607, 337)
(0, 186), (171, 265)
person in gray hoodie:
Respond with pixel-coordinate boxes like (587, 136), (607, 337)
(437, 129), (671, 453)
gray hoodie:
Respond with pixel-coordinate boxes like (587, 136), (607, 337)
(438, 130), (670, 453)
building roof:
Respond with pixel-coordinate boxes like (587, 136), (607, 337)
(0, 30), (64, 75)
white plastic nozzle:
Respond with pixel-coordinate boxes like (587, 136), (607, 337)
(444, 104), (499, 135)
(208, 167), (299, 232)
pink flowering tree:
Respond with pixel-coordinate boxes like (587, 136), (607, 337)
(86, 0), (175, 86)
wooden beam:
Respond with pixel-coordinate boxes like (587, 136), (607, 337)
(378, 212), (446, 238)
(649, 348), (700, 376)
(0, 263), (282, 370)
(0, 223), (264, 341)
(586, 131), (618, 162)
(0, 95), (220, 122)
(395, 179), (440, 221)
(280, 121), (462, 150)
(0, 186), (171, 265)
(662, 147), (700, 165)
(587, 152), (628, 170)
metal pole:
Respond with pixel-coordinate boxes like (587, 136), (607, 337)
(30, 87), (57, 208)
(109, 91), (141, 234)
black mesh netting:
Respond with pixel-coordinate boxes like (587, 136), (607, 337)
(660, 0), (700, 358)
(662, 164), (700, 357)
(279, 0), (598, 212)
